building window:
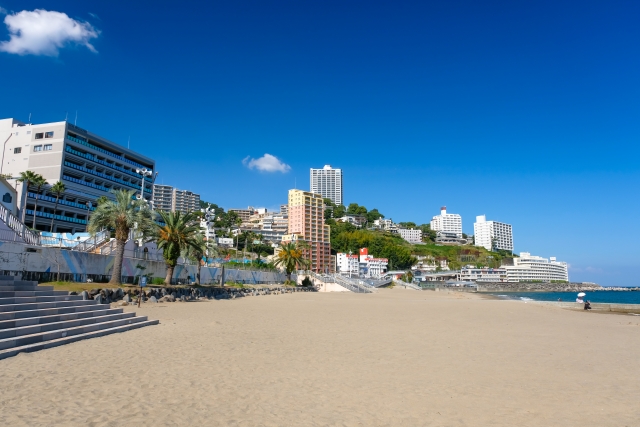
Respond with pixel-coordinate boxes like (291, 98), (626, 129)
(44, 144), (52, 151)
(2, 193), (11, 203)
(45, 131), (54, 138)
(13, 147), (21, 154)
(34, 145), (43, 152)
(35, 133), (44, 140)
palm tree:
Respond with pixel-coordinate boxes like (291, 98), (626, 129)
(88, 189), (154, 285)
(274, 241), (310, 283)
(155, 211), (201, 284)
(17, 170), (39, 223)
(185, 234), (218, 285)
(49, 181), (65, 232)
(30, 175), (48, 230)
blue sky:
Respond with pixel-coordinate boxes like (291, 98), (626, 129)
(1, 1), (639, 286)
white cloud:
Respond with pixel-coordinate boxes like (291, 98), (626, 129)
(0, 7), (7, 15)
(0, 9), (99, 56)
(242, 154), (291, 173)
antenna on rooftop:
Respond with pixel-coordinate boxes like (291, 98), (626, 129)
(28, 113), (31, 124)
(65, 111), (68, 121)
(74, 111), (78, 126)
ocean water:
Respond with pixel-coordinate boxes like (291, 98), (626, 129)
(492, 291), (640, 305)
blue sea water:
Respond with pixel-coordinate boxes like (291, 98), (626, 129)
(492, 291), (640, 305)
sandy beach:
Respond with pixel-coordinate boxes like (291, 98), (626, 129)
(1, 287), (639, 426)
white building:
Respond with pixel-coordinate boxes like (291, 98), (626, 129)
(430, 206), (462, 238)
(336, 253), (359, 276)
(459, 267), (508, 282)
(359, 248), (388, 278)
(373, 218), (398, 232)
(0, 118), (155, 233)
(474, 215), (513, 252)
(501, 252), (569, 282)
(398, 228), (422, 244)
(310, 165), (343, 206)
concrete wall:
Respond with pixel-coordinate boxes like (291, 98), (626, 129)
(0, 240), (286, 284)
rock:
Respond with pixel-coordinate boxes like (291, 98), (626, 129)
(115, 288), (124, 299)
(94, 294), (105, 304)
(118, 301), (129, 306)
(123, 294), (132, 303)
(68, 291), (78, 295)
(180, 295), (187, 302)
(149, 296), (157, 303)
(89, 288), (100, 297)
(80, 290), (89, 300)
(159, 295), (176, 302)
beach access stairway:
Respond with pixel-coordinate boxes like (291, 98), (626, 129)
(0, 275), (158, 360)
(303, 271), (375, 293)
(392, 279), (422, 291)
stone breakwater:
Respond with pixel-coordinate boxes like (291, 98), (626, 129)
(476, 282), (606, 292)
(69, 286), (315, 305)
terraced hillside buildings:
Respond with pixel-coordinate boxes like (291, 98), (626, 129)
(0, 118), (155, 233)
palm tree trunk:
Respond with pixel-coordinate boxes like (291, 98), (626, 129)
(20, 181), (29, 223)
(196, 262), (201, 285)
(109, 238), (126, 285)
(165, 265), (175, 285)
(50, 195), (60, 231)
(32, 193), (38, 230)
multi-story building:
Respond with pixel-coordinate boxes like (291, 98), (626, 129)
(398, 228), (423, 244)
(358, 248), (388, 278)
(430, 206), (462, 238)
(228, 207), (256, 224)
(459, 267), (508, 282)
(152, 185), (173, 212)
(282, 189), (331, 273)
(310, 165), (343, 206)
(373, 218), (398, 232)
(338, 214), (367, 228)
(336, 252), (360, 276)
(501, 252), (569, 282)
(474, 215), (513, 252)
(0, 118), (155, 233)
(152, 185), (200, 214)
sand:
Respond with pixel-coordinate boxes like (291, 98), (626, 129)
(1, 287), (639, 426)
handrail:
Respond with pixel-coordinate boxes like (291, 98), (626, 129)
(27, 192), (96, 211)
(0, 203), (41, 245)
(66, 135), (150, 171)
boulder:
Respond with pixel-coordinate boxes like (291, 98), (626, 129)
(80, 290), (89, 300)
(149, 296), (158, 303)
(94, 294), (106, 304)
(68, 291), (78, 295)
(123, 294), (132, 303)
(159, 295), (176, 302)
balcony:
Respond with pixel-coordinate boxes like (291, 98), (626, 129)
(65, 146), (142, 180)
(63, 161), (151, 193)
(66, 135), (150, 171)
(26, 209), (87, 225)
(63, 175), (110, 193)
(27, 192), (95, 211)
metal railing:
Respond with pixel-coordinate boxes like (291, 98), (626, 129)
(0, 203), (41, 245)
(301, 271), (373, 293)
(66, 135), (150, 171)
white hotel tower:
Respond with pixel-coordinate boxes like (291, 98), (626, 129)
(474, 215), (513, 252)
(310, 165), (343, 206)
(430, 206), (462, 238)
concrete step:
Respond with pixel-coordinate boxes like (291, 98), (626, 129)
(0, 295), (85, 305)
(0, 285), (53, 292)
(0, 318), (159, 360)
(0, 299), (99, 314)
(0, 315), (153, 351)
(0, 312), (137, 340)
(0, 308), (124, 330)
(0, 275), (17, 281)
(0, 290), (70, 298)
(0, 303), (109, 321)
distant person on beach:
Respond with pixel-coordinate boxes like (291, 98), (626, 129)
(576, 296), (584, 303)
(584, 300), (592, 310)
(558, 298), (562, 301)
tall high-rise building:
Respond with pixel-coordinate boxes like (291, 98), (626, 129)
(0, 118), (155, 233)
(430, 206), (462, 238)
(283, 189), (331, 273)
(152, 185), (200, 214)
(474, 215), (513, 252)
(310, 165), (343, 206)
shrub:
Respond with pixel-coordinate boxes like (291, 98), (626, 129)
(152, 277), (165, 285)
(301, 276), (313, 287)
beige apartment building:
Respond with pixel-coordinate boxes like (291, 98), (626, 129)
(152, 184), (200, 214)
(283, 189), (331, 273)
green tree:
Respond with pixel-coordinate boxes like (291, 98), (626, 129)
(17, 170), (39, 223)
(30, 174), (48, 230)
(398, 222), (417, 228)
(88, 189), (154, 285)
(185, 234), (217, 285)
(96, 195), (110, 206)
(155, 211), (201, 284)
(418, 223), (437, 242)
(274, 241), (310, 282)
(48, 181), (65, 231)
(366, 208), (384, 223)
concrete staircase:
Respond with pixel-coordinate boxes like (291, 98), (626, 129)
(0, 275), (158, 360)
